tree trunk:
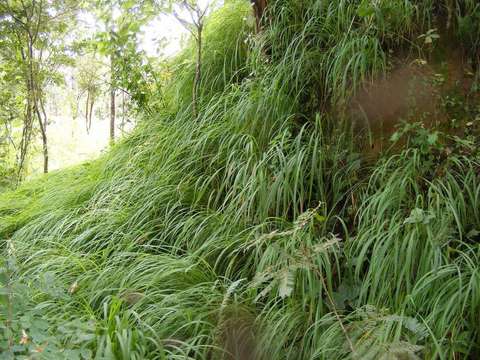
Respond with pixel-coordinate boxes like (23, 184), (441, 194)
(33, 82), (48, 173)
(35, 107), (48, 173)
(121, 91), (126, 133)
(17, 43), (35, 182)
(110, 88), (115, 143)
(446, 0), (454, 30)
(193, 26), (202, 118)
(110, 54), (115, 143)
(38, 94), (49, 173)
(85, 90), (90, 133)
(17, 99), (33, 181)
(252, 0), (268, 33)
(89, 95), (94, 132)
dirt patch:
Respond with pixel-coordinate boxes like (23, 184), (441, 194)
(348, 51), (478, 157)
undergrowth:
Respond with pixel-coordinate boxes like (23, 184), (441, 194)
(1, 0), (480, 359)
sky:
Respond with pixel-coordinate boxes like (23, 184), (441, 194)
(140, 14), (187, 57)
(78, 0), (219, 58)
(142, 0), (221, 57)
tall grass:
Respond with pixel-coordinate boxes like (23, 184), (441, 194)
(1, 0), (480, 358)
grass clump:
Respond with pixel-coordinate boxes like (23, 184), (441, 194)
(1, 0), (480, 359)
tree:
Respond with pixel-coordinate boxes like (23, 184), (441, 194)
(89, 0), (158, 144)
(0, 58), (22, 187)
(0, 0), (77, 178)
(76, 56), (104, 133)
(250, 0), (268, 33)
(173, 0), (210, 118)
(110, 44), (116, 143)
(0, 30), (23, 165)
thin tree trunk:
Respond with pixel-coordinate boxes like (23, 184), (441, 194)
(4, 115), (16, 150)
(17, 43), (35, 182)
(85, 90), (90, 133)
(33, 81), (48, 174)
(17, 102), (32, 181)
(89, 96), (94, 132)
(35, 104), (48, 173)
(121, 91), (125, 133)
(110, 54), (115, 143)
(38, 93), (49, 173)
(193, 27), (202, 119)
(252, 0), (268, 33)
(446, 0), (454, 30)
(110, 88), (115, 143)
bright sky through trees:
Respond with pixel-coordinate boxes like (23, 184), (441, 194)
(78, 0), (218, 57)
(25, 0), (221, 175)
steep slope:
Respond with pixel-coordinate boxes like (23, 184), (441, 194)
(1, 1), (480, 359)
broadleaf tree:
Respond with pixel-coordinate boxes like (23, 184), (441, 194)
(0, 0), (78, 178)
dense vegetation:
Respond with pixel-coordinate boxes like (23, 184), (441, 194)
(1, 0), (480, 359)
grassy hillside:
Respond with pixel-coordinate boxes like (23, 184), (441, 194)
(1, 0), (480, 359)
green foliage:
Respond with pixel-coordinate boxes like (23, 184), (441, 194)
(165, 0), (250, 110)
(457, 4), (480, 51)
(0, 0), (80, 179)
(1, 0), (480, 359)
(90, 0), (160, 112)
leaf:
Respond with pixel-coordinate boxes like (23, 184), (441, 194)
(63, 349), (81, 360)
(69, 281), (79, 294)
(402, 317), (429, 340)
(121, 291), (144, 305)
(404, 208), (435, 225)
(390, 131), (401, 143)
(19, 314), (33, 329)
(427, 132), (438, 145)
(381, 341), (423, 359)
(76, 333), (96, 342)
(332, 283), (360, 310)
(278, 268), (295, 299)
(312, 236), (341, 254)
(383, 314), (428, 340)
(404, 208), (424, 224)
(252, 270), (274, 288)
(466, 229), (480, 238)
(80, 348), (93, 359)
(357, 1), (375, 18)
(32, 319), (49, 331)
(12, 344), (26, 353)
(121, 0), (136, 10)
(254, 280), (275, 302)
